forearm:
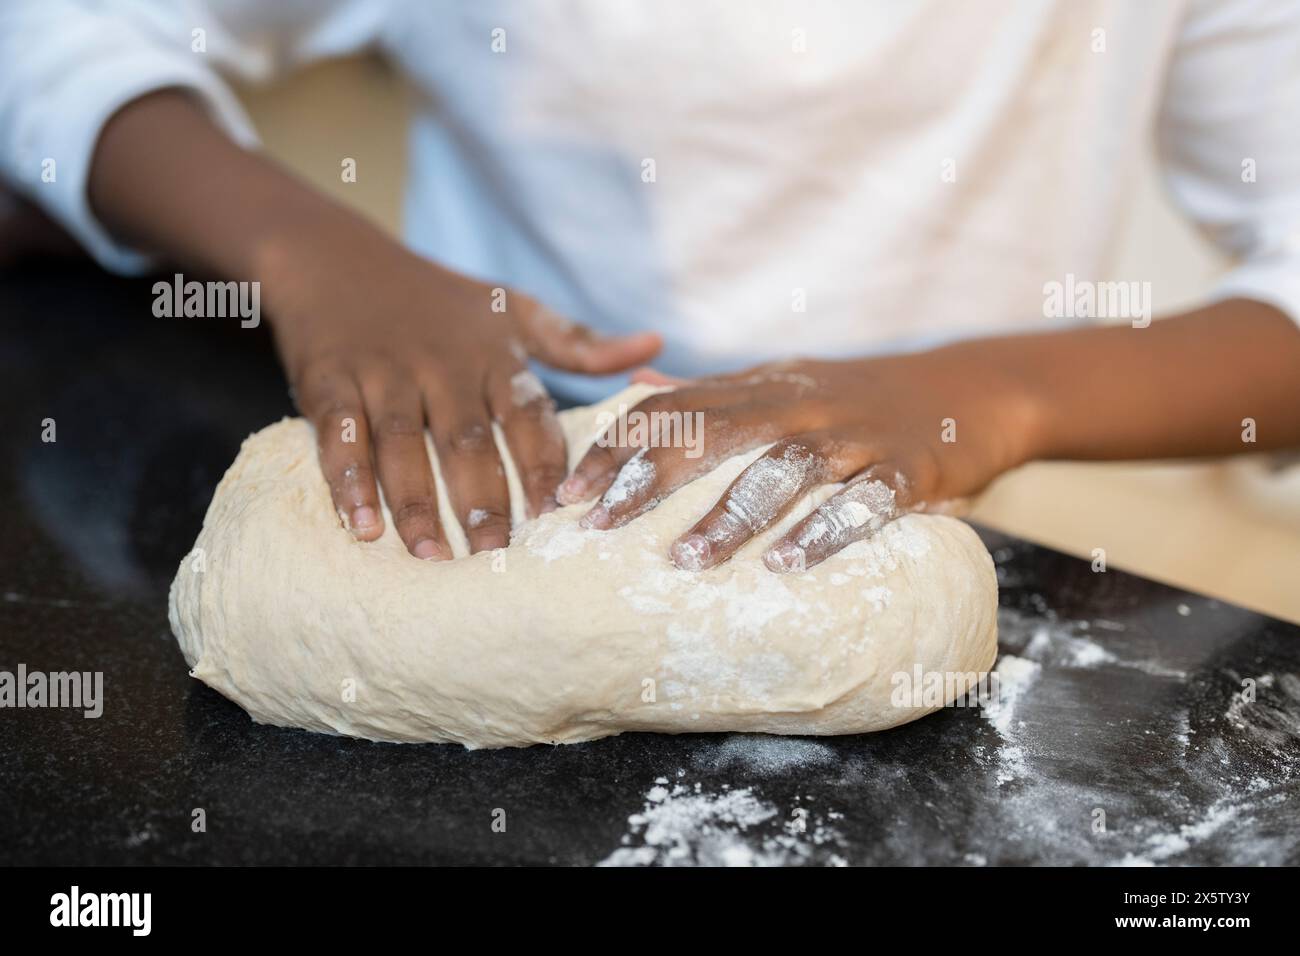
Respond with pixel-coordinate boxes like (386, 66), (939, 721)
(87, 89), (405, 312)
(940, 299), (1300, 462)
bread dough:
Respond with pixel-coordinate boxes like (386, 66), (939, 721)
(169, 385), (998, 748)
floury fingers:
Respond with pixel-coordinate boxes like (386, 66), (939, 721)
(593, 403), (706, 459)
(0, 663), (103, 717)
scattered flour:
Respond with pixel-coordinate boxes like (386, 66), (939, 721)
(509, 370), (548, 407)
(1121, 801), (1246, 865)
(1006, 608), (1188, 680)
(986, 654), (1041, 737)
(516, 514), (598, 563)
(723, 446), (815, 530)
(1225, 673), (1274, 727)
(516, 465), (936, 713)
(1063, 636), (1118, 668)
(602, 449), (655, 509)
(983, 654), (1042, 784)
(599, 778), (844, 867)
(607, 516), (926, 706)
(664, 620), (796, 702)
(694, 734), (839, 775)
(860, 586), (891, 612)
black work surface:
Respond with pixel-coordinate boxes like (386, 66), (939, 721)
(2, 265), (1297, 866)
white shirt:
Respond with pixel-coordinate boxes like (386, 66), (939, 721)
(3, 0), (1298, 402)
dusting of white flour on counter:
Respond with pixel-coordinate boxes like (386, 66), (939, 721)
(984, 654), (1041, 785)
(599, 774), (846, 867)
(1117, 799), (1255, 867)
(694, 734), (839, 776)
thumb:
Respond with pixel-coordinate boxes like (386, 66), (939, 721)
(629, 366), (690, 387)
(518, 301), (661, 374)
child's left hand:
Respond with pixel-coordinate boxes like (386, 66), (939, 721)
(556, 352), (1043, 572)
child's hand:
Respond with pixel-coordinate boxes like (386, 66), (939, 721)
(267, 240), (660, 558)
(558, 352), (1043, 572)
(82, 94), (1300, 570)
(562, 300), (1300, 573)
(81, 88), (660, 560)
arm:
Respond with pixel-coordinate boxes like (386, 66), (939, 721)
(88, 89), (377, 299)
(1, 0), (660, 558)
(554, 302), (1300, 573)
(88, 90), (660, 557)
(559, 0), (1300, 572)
(947, 298), (1300, 461)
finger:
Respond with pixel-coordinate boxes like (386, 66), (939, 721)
(487, 366), (566, 519)
(298, 366), (384, 541)
(669, 436), (832, 571)
(577, 401), (785, 530)
(362, 381), (448, 560)
(577, 446), (690, 530)
(558, 387), (741, 506)
(764, 465), (910, 573)
(427, 381), (513, 554)
(517, 300), (661, 374)
(629, 366), (690, 387)
(636, 361), (818, 396)
(557, 435), (625, 507)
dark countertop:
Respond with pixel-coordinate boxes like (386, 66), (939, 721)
(2, 264), (1298, 866)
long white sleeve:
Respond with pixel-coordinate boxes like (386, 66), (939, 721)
(0, 0), (387, 274)
(1156, 0), (1300, 325)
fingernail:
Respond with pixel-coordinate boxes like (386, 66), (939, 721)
(471, 530), (509, 552)
(351, 506), (378, 531)
(556, 475), (588, 505)
(413, 539), (445, 561)
(579, 505), (611, 530)
(670, 534), (711, 571)
(764, 542), (805, 573)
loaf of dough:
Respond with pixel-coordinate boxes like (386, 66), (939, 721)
(169, 385), (998, 748)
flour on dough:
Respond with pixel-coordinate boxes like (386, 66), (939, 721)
(168, 385), (998, 748)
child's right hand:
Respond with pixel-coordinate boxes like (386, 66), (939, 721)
(265, 236), (660, 559)
(82, 88), (660, 559)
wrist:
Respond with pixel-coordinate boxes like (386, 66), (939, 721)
(931, 337), (1055, 469)
(251, 209), (409, 326)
